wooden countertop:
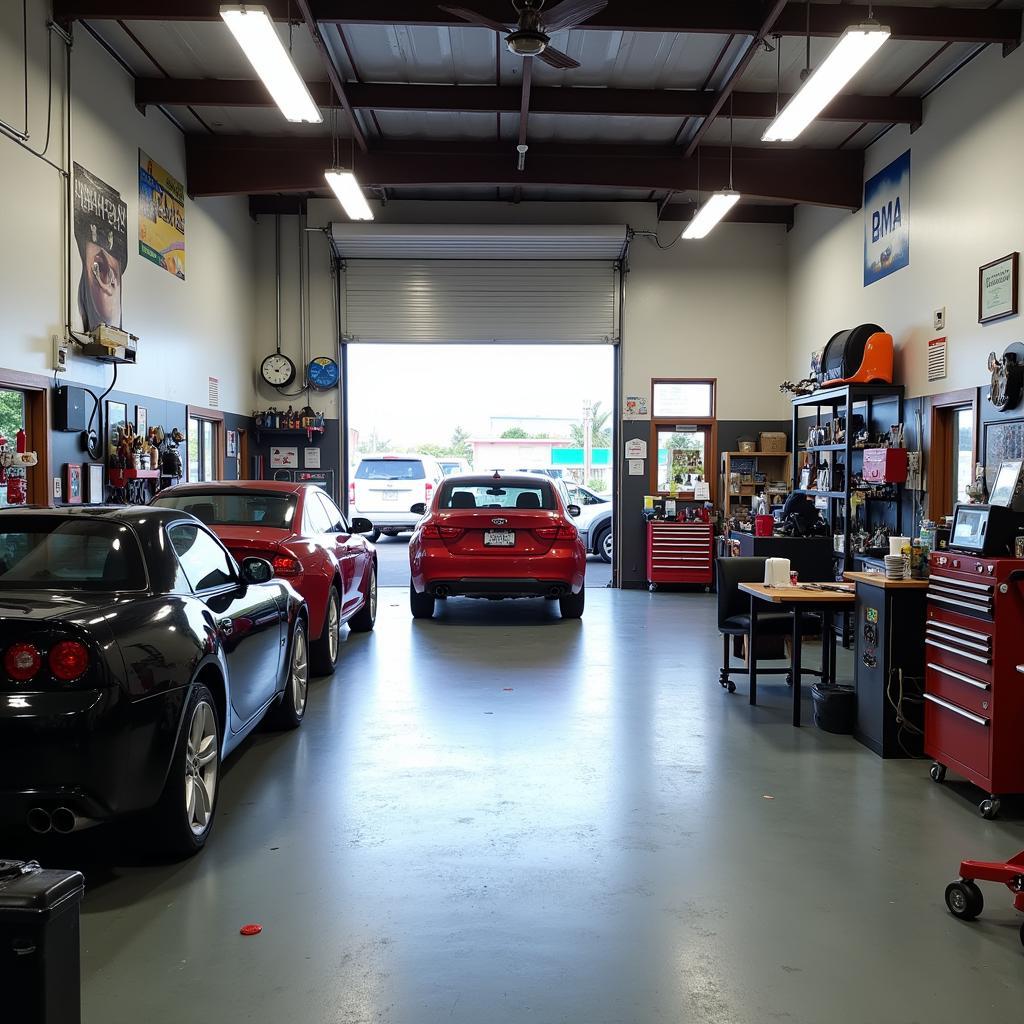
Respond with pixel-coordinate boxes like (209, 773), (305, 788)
(844, 571), (930, 590)
(739, 582), (856, 604)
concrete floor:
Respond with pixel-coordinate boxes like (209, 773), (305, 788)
(18, 589), (1024, 1023)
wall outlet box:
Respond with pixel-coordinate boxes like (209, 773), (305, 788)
(53, 477), (62, 500)
(53, 334), (69, 373)
(934, 307), (945, 331)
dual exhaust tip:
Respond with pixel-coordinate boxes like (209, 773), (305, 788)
(27, 807), (86, 835)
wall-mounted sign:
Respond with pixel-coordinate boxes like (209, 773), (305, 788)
(624, 438), (648, 460)
(139, 150), (186, 279)
(624, 395), (649, 419)
(927, 337), (948, 382)
(864, 149), (910, 287)
(304, 447), (321, 469)
(270, 446), (298, 469)
(978, 252), (1019, 324)
(73, 163), (128, 333)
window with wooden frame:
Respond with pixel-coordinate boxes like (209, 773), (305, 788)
(649, 378), (717, 501)
(186, 406), (225, 483)
(928, 388), (978, 520)
(0, 370), (52, 506)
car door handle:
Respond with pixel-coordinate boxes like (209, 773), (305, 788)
(218, 618), (234, 636)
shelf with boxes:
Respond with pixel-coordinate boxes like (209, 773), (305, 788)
(720, 437), (792, 518)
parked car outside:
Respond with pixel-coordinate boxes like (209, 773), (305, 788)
(0, 506), (307, 857)
(408, 472), (586, 619)
(439, 458), (471, 476)
(351, 453), (445, 541)
(153, 481), (377, 675)
(566, 483), (613, 564)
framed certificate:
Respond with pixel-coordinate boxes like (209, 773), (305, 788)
(979, 252), (1019, 324)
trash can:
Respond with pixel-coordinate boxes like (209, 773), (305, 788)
(811, 683), (857, 734)
(0, 859), (85, 1024)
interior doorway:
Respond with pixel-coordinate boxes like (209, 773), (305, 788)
(345, 343), (617, 588)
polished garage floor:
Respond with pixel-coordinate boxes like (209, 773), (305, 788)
(43, 590), (1024, 1021)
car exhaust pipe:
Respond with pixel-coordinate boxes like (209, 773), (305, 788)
(27, 807), (52, 834)
(50, 807), (97, 834)
(548, 586), (562, 598)
(434, 584), (450, 598)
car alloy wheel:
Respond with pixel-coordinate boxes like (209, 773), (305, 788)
(369, 568), (377, 621)
(602, 528), (613, 562)
(184, 700), (219, 837)
(327, 590), (340, 664)
(291, 623), (309, 716)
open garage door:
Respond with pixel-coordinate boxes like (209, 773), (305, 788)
(331, 224), (626, 344)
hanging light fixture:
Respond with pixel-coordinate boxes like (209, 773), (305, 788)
(220, 5), (322, 123)
(324, 98), (373, 221)
(762, 14), (890, 143)
(682, 101), (741, 240)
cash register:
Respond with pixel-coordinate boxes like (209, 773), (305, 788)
(949, 458), (1024, 555)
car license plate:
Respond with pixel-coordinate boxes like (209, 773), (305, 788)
(381, 491), (398, 500)
(484, 530), (515, 547)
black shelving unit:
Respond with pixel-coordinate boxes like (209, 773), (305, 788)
(791, 383), (905, 577)
(252, 426), (325, 444)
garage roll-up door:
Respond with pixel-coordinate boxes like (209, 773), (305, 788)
(332, 224), (625, 344)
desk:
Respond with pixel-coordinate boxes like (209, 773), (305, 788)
(739, 582), (856, 726)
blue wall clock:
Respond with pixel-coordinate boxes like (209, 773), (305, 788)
(308, 356), (340, 390)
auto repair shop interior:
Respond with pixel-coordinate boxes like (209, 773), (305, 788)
(3, 2), (1024, 1022)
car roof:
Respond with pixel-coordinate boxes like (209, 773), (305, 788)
(156, 480), (305, 495)
(444, 472), (556, 488)
(357, 453), (438, 462)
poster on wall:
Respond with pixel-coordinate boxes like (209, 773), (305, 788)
(270, 446), (298, 469)
(73, 163), (128, 333)
(864, 150), (910, 287)
(138, 150), (186, 279)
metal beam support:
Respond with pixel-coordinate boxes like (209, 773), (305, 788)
(186, 135), (863, 208)
(134, 78), (923, 126)
(54, 2), (1022, 46)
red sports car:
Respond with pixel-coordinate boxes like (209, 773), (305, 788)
(153, 481), (377, 674)
(408, 473), (586, 619)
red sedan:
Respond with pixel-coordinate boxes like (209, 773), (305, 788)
(408, 473), (586, 619)
(153, 481), (377, 674)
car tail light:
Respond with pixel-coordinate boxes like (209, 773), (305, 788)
(4, 643), (42, 682)
(425, 482), (434, 504)
(349, 482), (356, 506)
(272, 554), (303, 577)
(48, 641), (90, 682)
(534, 525), (578, 541)
(420, 523), (463, 540)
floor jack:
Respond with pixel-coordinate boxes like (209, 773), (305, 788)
(945, 849), (1024, 947)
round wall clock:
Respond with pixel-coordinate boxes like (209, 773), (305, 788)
(261, 352), (296, 388)
(308, 356), (340, 390)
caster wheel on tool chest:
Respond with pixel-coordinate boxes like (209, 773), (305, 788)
(944, 880), (984, 921)
(726, 681), (736, 693)
(980, 797), (1001, 820)
(929, 762), (947, 783)
(648, 583), (658, 592)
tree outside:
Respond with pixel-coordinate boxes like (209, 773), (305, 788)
(0, 389), (25, 444)
(570, 399), (612, 448)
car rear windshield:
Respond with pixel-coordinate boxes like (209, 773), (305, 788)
(438, 479), (556, 510)
(0, 517), (146, 590)
(356, 459), (426, 481)
(153, 492), (297, 529)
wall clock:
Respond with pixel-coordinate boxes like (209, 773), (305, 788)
(261, 352), (296, 388)
(308, 356), (340, 390)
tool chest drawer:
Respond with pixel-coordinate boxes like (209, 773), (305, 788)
(925, 662), (993, 718)
(924, 694), (991, 781)
(924, 613), (993, 682)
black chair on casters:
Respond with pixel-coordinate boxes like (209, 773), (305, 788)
(716, 556), (823, 695)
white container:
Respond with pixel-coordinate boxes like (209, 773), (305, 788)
(889, 536), (910, 556)
(764, 557), (791, 587)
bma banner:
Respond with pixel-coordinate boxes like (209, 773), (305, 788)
(864, 149), (910, 286)
(139, 149), (186, 279)
(73, 162), (128, 333)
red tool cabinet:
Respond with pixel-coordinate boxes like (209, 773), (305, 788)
(646, 521), (714, 592)
(924, 552), (1024, 818)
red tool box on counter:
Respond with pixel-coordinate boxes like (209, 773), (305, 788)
(924, 551), (1024, 818)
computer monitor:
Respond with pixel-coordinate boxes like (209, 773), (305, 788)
(988, 459), (1024, 511)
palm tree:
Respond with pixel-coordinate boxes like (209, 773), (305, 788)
(570, 400), (612, 448)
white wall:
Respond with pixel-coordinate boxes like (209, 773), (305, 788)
(0, 3), (257, 414)
(787, 42), (1024, 397)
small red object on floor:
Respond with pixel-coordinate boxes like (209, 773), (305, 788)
(945, 848), (1024, 948)
(239, 924), (263, 936)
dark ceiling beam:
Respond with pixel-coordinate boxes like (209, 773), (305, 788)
(186, 135), (864, 209)
(135, 79), (923, 125)
(54, 2), (1022, 46)
(684, 0), (787, 158)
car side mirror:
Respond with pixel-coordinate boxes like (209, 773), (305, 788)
(240, 556), (275, 584)
(410, 502), (427, 515)
(567, 504), (582, 518)
(350, 517), (374, 535)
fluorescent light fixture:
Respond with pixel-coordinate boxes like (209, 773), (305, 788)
(681, 191), (741, 240)
(763, 24), (889, 142)
(220, 5), (321, 123)
(325, 169), (374, 221)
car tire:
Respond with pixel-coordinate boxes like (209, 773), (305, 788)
(410, 581), (435, 619)
(150, 682), (221, 859)
(595, 524), (612, 564)
(368, 529), (381, 543)
(559, 588), (585, 619)
(349, 566), (377, 633)
(266, 617), (309, 730)
(311, 587), (341, 675)
(381, 528), (400, 537)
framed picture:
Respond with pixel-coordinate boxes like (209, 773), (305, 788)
(979, 252), (1019, 324)
(225, 429), (238, 457)
(86, 463), (105, 504)
(65, 463), (83, 504)
(135, 405), (148, 439)
(106, 401), (128, 456)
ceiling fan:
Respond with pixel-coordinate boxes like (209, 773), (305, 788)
(438, 0), (608, 69)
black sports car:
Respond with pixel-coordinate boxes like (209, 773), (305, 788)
(0, 505), (308, 857)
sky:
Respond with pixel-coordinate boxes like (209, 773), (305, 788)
(347, 344), (614, 449)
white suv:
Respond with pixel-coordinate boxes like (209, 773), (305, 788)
(350, 453), (445, 541)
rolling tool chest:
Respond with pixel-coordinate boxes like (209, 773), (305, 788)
(924, 551), (1024, 817)
(646, 520), (714, 591)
